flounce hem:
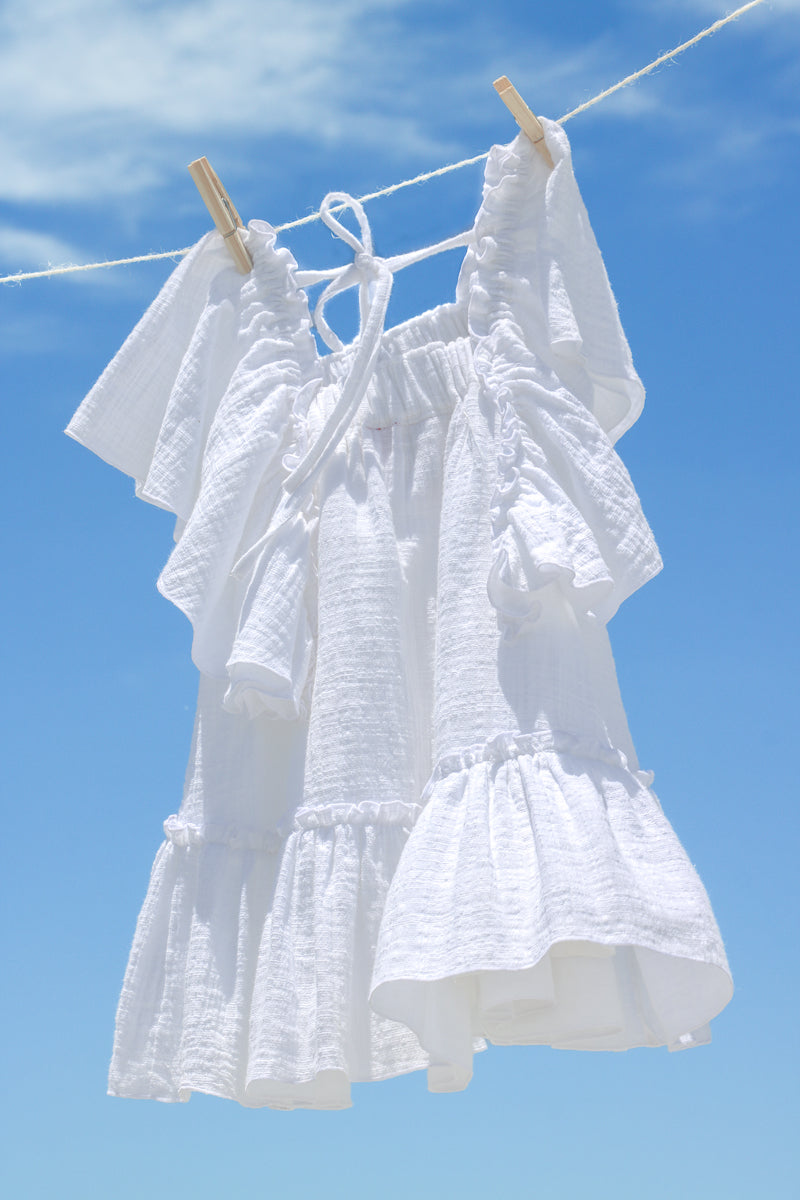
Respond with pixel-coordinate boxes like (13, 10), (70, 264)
(370, 732), (733, 1089)
(111, 1051), (482, 1110)
(108, 1068), (355, 1111)
(109, 806), (431, 1111)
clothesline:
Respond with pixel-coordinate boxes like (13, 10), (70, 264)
(0, 0), (766, 287)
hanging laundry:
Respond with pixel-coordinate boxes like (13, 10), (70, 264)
(66, 119), (732, 1111)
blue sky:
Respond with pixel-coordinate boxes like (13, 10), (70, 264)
(1, 1), (799, 1197)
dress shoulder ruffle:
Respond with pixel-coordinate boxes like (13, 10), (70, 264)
(68, 221), (323, 720)
(457, 125), (662, 636)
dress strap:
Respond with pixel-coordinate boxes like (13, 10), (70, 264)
(282, 193), (475, 506)
(281, 192), (394, 502)
(233, 198), (474, 584)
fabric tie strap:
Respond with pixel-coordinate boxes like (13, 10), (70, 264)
(233, 194), (474, 582)
(281, 192), (395, 503)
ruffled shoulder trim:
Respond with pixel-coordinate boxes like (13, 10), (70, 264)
(68, 220), (324, 718)
(67, 223), (317, 519)
(155, 222), (325, 715)
(460, 123), (645, 443)
(457, 124), (662, 634)
(66, 230), (228, 509)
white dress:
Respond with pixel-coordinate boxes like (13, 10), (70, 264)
(66, 120), (733, 1110)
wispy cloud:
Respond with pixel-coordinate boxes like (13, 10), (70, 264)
(0, 225), (83, 271)
(0, 0), (453, 204)
(630, 0), (799, 16)
(0, 0), (793, 215)
(0, 222), (151, 288)
(0, 0), (684, 208)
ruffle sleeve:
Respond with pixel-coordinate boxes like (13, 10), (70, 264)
(66, 230), (231, 519)
(457, 125), (662, 636)
(67, 221), (322, 718)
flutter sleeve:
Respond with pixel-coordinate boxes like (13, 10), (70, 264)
(66, 222), (321, 717)
(66, 232), (234, 522)
(458, 124), (663, 636)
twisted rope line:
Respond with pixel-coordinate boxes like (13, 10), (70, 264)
(0, 0), (767, 286)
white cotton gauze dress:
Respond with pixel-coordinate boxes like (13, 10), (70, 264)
(66, 120), (733, 1110)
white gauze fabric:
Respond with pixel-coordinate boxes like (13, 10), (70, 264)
(66, 120), (732, 1110)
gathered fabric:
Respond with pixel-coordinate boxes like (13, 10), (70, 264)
(66, 119), (732, 1110)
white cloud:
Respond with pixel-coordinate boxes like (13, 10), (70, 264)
(633, 94), (800, 226)
(0, 0), (794, 211)
(0, 0), (682, 207)
(622, 0), (799, 19)
(0, 0), (449, 203)
(0, 223), (148, 286)
(4, 0), (407, 132)
(0, 225), (83, 271)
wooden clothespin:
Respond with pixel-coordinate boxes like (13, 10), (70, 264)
(492, 77), (554, 169)
(187, 156), (253, 273)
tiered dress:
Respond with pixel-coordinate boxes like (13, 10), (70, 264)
(67, 119), (733, 1110)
